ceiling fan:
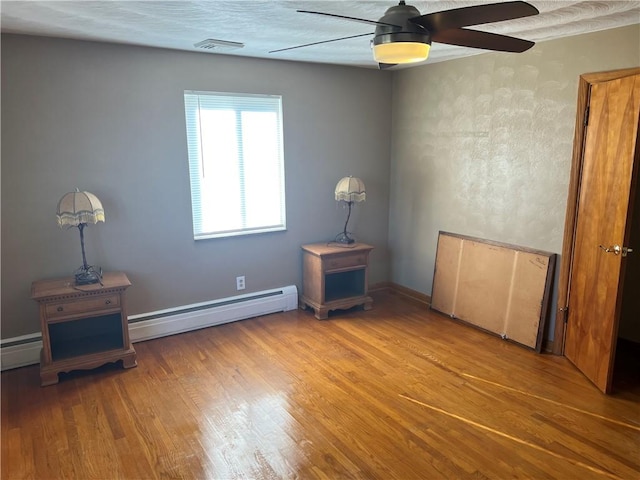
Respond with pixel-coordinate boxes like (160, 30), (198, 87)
(270, 1), (539, 69)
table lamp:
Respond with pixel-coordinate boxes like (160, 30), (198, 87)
(335, 176), (366, 244)
(56, 189), (105, 285)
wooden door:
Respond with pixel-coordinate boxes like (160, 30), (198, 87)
(563, 72), (640, 393)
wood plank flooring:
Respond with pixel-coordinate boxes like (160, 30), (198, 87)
(2, 290), (639, 479)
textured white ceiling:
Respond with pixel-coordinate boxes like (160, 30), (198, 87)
(1, 1), (639, 68)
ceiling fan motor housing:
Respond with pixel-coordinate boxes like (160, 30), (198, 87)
(372, 1), (431, 48)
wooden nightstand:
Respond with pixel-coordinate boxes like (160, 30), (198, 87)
(300, 242), (373, 319)
(31, 271), (137, 386)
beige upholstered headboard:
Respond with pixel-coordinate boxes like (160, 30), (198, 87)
(431, 231), (556, 352)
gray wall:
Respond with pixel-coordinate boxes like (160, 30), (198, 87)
(1, 34), (392, 339)
(4, 25), (640, 343)
(389, 24), (640, 341)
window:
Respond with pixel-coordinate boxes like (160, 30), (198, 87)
(184, 91), (286, 239)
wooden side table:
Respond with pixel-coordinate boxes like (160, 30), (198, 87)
(300, 242), (374, 319)
(31, 271), (137, 386)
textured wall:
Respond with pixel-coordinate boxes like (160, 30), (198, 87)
(389, 24), (640, 340)
(1, 34), (392, 339)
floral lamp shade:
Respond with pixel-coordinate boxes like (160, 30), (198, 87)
(56, 189), (105, 227)
(56, 189), (105, 285)
(335, 176), (366, 203)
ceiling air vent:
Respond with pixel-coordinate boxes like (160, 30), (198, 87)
(194, 39), (244, 51)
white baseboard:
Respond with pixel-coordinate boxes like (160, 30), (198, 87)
(1, 339), (44, 371)
(1, 285), (298, 372)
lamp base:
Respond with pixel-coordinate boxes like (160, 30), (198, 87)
(74, 266), (103, 285)
(335, 232), (356, 245)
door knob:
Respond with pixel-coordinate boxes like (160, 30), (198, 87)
(599, 245), (621, 255)
(599, 245), (633, 256)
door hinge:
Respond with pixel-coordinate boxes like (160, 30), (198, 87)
(560, 306), (569, 322)
(583, 106), (590, 126)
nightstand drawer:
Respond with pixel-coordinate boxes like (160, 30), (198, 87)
(325, 253), (367, 271)
(46, 294), (120, 319)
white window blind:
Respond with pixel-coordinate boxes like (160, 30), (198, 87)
(184, 91), (286, 239)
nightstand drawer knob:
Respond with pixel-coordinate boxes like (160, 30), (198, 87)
(57, 306), (64, 312)
(105, 299), (111, 305)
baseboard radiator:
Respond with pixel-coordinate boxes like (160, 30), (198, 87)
(1, 285), (298, 371)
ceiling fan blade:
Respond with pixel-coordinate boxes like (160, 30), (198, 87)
(411, 1), (538, 33)
(269, 32), (373, 53)
(432, 28), (534, 53)
(378, 63), (397, 70)
(297, 10), (401, 28)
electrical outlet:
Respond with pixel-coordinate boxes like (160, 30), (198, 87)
(236, 276), (245, 290)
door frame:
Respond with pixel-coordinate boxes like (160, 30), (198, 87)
(554, 67), (640, 355)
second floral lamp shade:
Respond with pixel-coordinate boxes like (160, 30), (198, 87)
(335, 176), (366, 244)
(56, 189), (105, 285)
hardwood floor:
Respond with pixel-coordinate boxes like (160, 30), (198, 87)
(2, 290), (639, 479)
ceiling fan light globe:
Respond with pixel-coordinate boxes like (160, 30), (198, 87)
(373, 41), (430, 64)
